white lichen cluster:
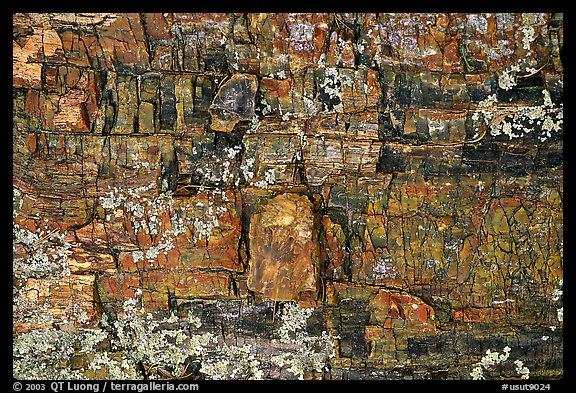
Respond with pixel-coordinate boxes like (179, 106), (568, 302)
(473, 89), (562, 143)
(498, 14), (542, 90)
(319, 67), (344, 113)
(248, 114), (261, 132)
(551, 279), (563, 301)
(240, 156), (256, 182)
(498, 65), (520, 91)
(13, 188), (23, 215)
(130, 151), (151, 170)
(549, 278), (563, 327)
(302, 95), (318, 116)
(99, 183), (229, 263)
(193, 146), (242, 187)
(240, 146), (279, 189)
(556, 307), (563, 324)
(252, 168), (277, 189)
(520, 25), (536, 51)
(552, 279), (563, 326)
(192, 194), (228, 242)
(13, 192), (73, 278)
(514, 359), (530, 379)
(470, 346), (511, 380)
(519, 13), (545, 53)
(469, 346), (530, 380)
(289, 21), (316, 52)
(260, 95), (274, 116)
(373, 256), (399, 280)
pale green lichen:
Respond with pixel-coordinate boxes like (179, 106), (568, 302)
(14, 286), (336, 380)
(200, 343), (264, 380)
(198, 302), (335, 380)
(271, 330), (335, 379)
(88, 352), (141, 380)
(111, 290), (215, 378)
(270, 303), (336, 380)
(107, 290), (229, 379)
(276, 302), (313, 343)
(13, 327), (109, 379)
(111, 296), (335, 380)
(13, 186), (72, 278)
(13, 223), (72, 278)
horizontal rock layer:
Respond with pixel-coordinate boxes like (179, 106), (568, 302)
(13, 13), (563, 380)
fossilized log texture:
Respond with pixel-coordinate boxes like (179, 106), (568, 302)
(247, 193), (318, 302)
(13, 13), (563, 380)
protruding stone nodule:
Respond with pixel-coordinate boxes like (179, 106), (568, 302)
(209, 73), (257, 132)
(247, 193), (318, 303)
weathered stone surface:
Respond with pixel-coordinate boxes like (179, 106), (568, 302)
(209, 73), (258, 131)
(13, 12), (563, 381)
(248, 193), (318, 302)
(14, 274), (98, 334)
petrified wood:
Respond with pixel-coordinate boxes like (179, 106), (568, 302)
(247, 193), (318, 302)
(13, 12), (563, 382)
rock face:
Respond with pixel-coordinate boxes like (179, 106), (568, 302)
(13, 13), (563, 381)
(209, 73), (258, 131)
(248, 193), (318, 302)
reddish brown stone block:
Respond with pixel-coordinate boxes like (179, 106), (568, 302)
(285, 13), (330, 73)
(141, 13), (171, 40)
(140, 269), (233, 299)
(248, 193), (319, 302)
(141, 289), (169, 312)
(96, 273), (140, 305)
(66, 247), (116, 274)
(442, 37), (464, 74)
(303, 137), (381, 186)
(24, 89), (41, 117)
(13, 23), (43, 89)
(174, 270), (233, 298)
(452, 305), (516, 323)
(340, 69), (381, 113)
(370, 289), (436, 332)
(95, 13), (150, 70)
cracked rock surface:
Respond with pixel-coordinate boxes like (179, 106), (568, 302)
(13, 12), (562, 380)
